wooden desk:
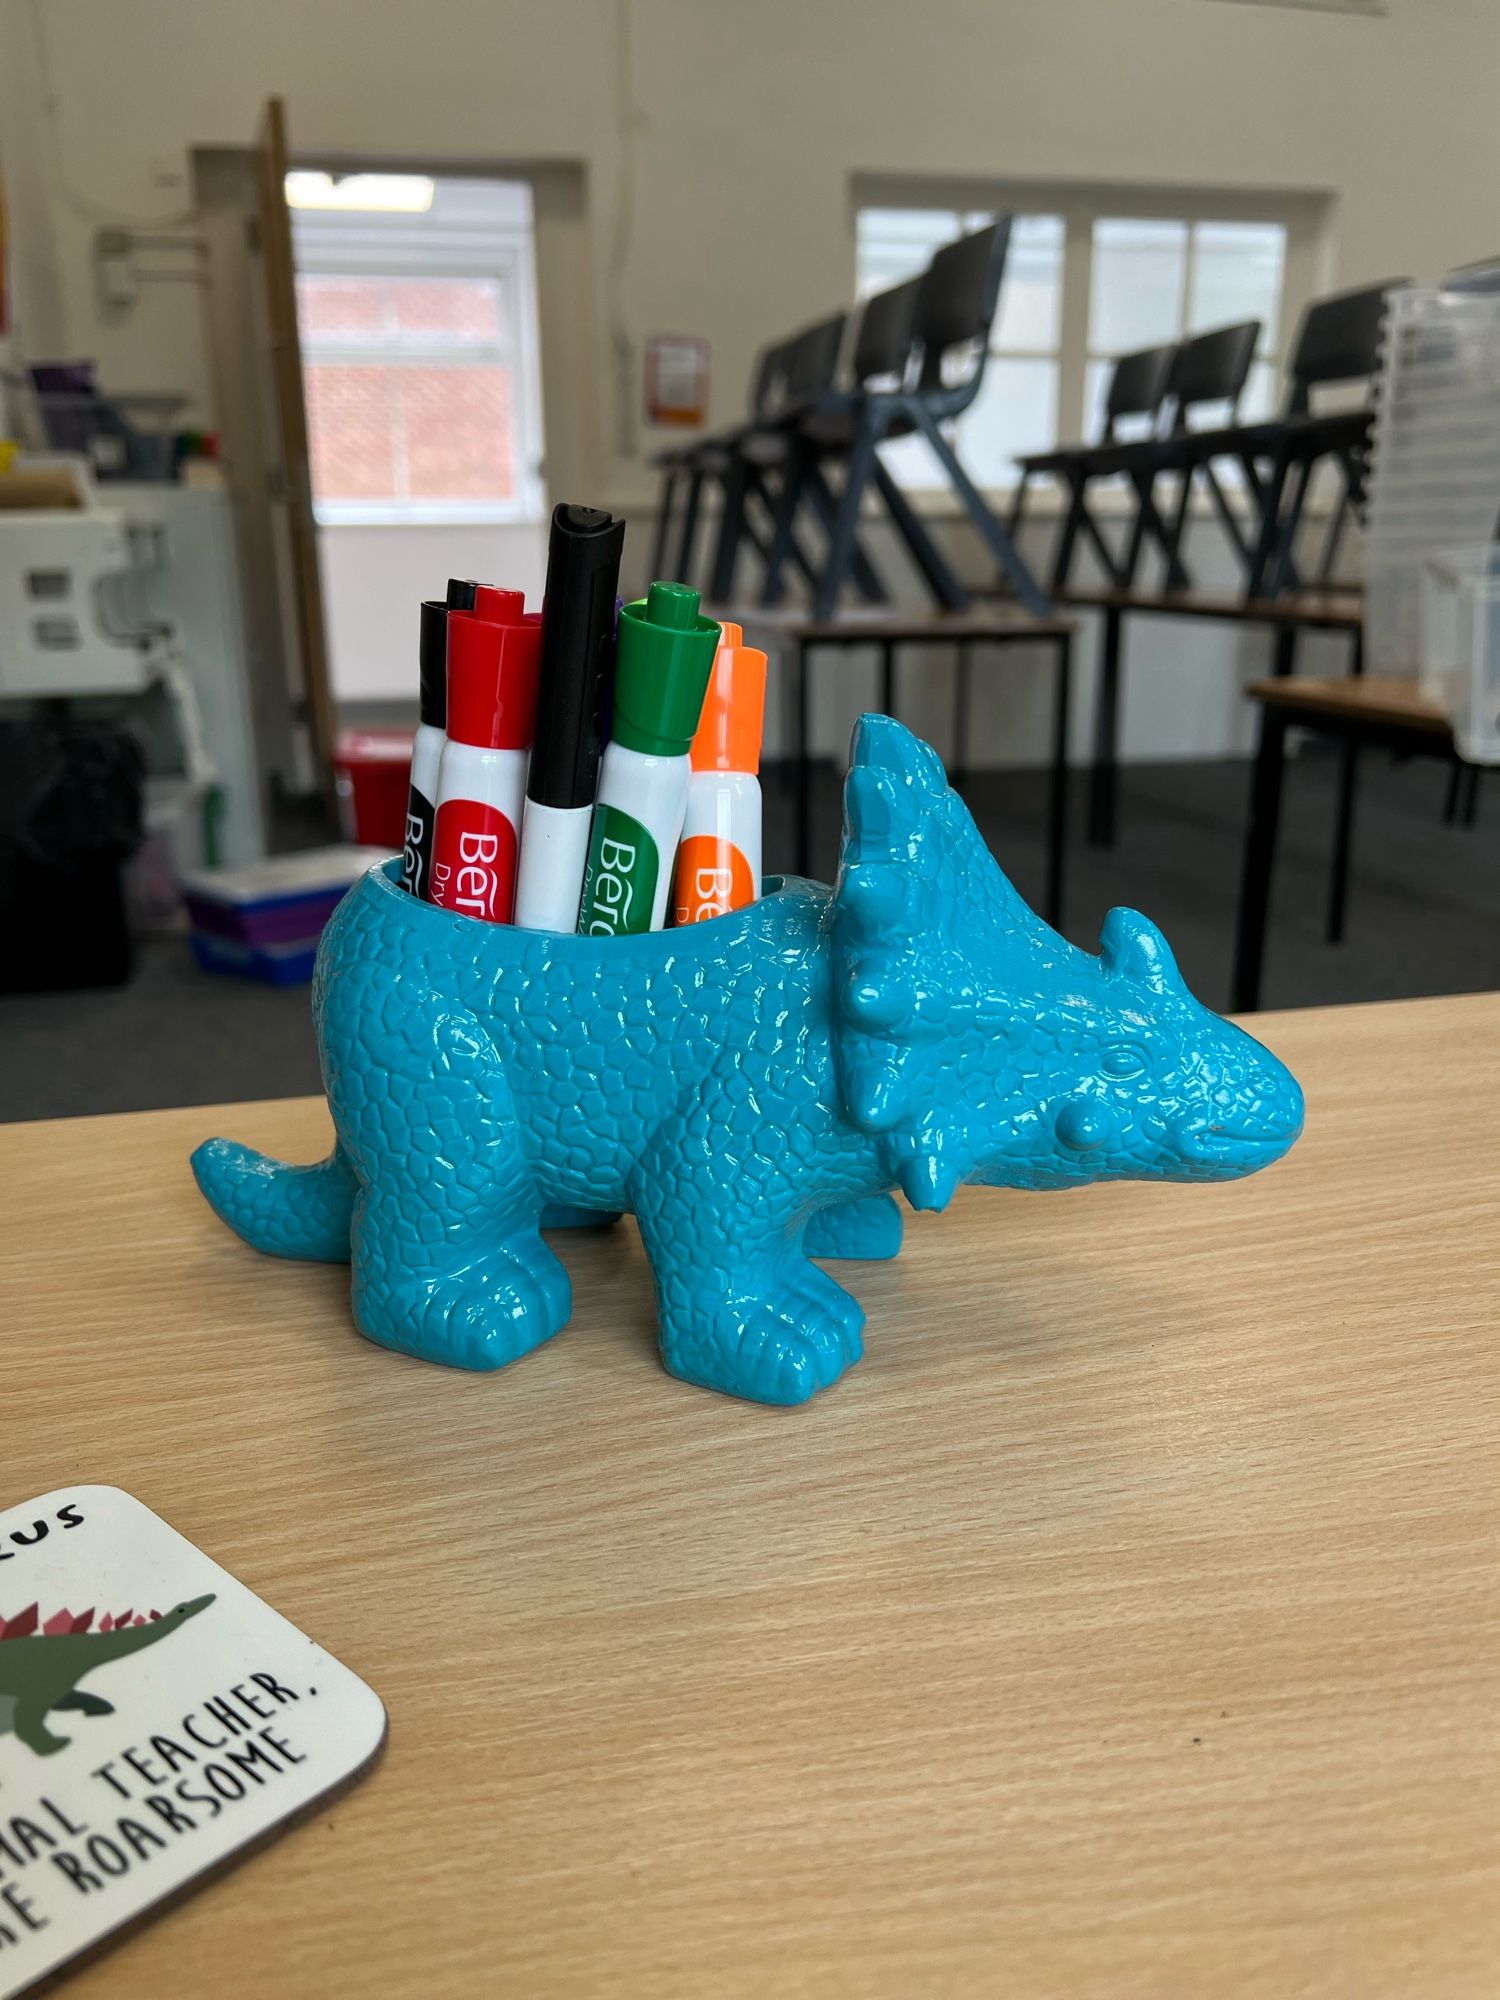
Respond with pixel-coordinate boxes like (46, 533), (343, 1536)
(1232, 677), (1461, 1011)
(732, 605), (1076, 925)
(6, 995), (1498, 1998)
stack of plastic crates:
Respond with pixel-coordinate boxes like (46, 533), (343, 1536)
(1362, 285), (1500, 714)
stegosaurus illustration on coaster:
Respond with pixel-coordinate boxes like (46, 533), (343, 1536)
(0, 1595), (215, 1759)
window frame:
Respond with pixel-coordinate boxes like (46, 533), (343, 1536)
(294, 213), (547, 528)
(851, 175), (1331, 504)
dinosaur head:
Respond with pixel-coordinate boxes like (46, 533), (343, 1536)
(831, 716), (1303, 1209)
(163, 1594), (216, 1627)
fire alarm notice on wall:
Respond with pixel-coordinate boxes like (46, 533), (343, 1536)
(644, 334), (710, 428)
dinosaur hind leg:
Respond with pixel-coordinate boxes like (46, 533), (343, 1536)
(54, 1690), (113, 1716)
(347, 1015), (572, 1373)
(192, 1140), (356, 1262)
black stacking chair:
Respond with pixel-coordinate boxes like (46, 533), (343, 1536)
(648, 340), (787, 587)
(754, 276), (923, 607)
(796, 220), (1049, 618)
(1009, 342), (1180, 591)
(1171, 280), (1403, 597)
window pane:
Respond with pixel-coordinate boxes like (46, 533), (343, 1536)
(993, 216), (1063, 352)
(402, 366), (515, 501)
(956, 357), (1059, 485)
(392, 277), (504, 343)
(1188, 222), (1285, 352)
(298, 276), (391, 343)
(1088, 218), (1188, 354)
(304, 361), (517, 506)
(1240, 357), (1281, 422)
(855, 208), (961, 297)
(304, 364), (398, 500)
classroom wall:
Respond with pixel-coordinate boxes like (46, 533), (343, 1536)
(1, 0), (1493, 763)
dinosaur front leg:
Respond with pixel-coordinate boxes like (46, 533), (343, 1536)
(344, 1012), (572, 1373)
(631, 1131), (867, 1406)
(13, 1699), (70, 1756)
(804, 1193), (904, 1260)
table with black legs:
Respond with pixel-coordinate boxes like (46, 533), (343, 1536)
(733, 606), (1077, 933)
(1231, 675), (1462, 1012)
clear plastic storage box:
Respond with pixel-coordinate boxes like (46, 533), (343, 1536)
(1420, 546), (1500, 764)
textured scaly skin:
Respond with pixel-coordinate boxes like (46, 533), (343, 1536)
(193, 718), (1303, 1405)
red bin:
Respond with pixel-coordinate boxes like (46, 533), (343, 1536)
(333, 730), (414, 849)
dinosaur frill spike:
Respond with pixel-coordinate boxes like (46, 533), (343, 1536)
(851, 712), (948, 796)
(1099, 906), (1179, 993)
(896, 1140), (963, 1214)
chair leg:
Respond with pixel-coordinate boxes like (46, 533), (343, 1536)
(1049, 475), (1088, 593)
(1267, 457), (1314, 599)
(673, 468), (705, 585)
(707, 454), (750, 604)
(812, 415), (885, 621)
(1087, 602), (1124, 847)
(870, 457), (969, 611)
(1245, 446), (1292, 600)
(760, 439), (811, 609)
(910, 404), (1050, 616)
(1442, 761), (1464, 823)
(802, 458), (889, 605)
(1232, 707), (1290, 1014)
(1462, 763), (1481, 826)
(649, 466), (678, 580)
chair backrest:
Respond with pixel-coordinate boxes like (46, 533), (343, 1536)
(1283, 280), (1404, 413)
(1100, 343), (1178, 441)
(747, 342), (787, 419)
(911, 219), (1013, 405)
(852, 278), (923, 389)
(1165, 319), (1261, 429)
(780, 312), (848, 411)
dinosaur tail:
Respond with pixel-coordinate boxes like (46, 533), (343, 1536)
(191, 1139), (356, 1263)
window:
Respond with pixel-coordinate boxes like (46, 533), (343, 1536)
(854, 189), (1310, 492)
(293, 179), (545, 525)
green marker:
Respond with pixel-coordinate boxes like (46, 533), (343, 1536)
(577, 582), (719, 936)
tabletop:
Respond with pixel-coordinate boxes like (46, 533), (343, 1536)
(1246, 673), (1452, 733)
(4, 992), (1497, 1999)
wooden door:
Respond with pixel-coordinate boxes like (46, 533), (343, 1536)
(252, 98), (337, 804)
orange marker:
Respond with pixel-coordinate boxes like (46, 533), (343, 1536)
(671, 622), (767, 925)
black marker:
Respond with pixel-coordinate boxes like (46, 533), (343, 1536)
(402, 577), (476, 897)
(512, 505), (626, 931)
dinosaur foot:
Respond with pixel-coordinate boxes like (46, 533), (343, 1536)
(804, 1193), (904, 1261)
(353, 1230), (572, 1373)
(663, 1260), (865, 1407)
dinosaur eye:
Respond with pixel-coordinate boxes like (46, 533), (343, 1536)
(1101, 1043), (1147, 1080)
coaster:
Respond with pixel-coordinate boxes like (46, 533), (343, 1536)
(0, 1486), (386, 1995)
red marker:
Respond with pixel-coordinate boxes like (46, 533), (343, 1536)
(427, 587), (542, 925)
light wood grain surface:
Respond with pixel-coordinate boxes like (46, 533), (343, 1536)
(3, 993), (1497, 1999)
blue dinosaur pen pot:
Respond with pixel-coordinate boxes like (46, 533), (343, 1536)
(193, 716), (1303, 1406)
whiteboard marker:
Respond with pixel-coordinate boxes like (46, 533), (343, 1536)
(428, 587), (541, 925)
(671, 622), (767, 925)
(401, 576), (476, 899)
(576, 583), (719, 937)
(513, 504), (625, 932)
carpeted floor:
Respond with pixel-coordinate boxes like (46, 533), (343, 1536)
(2, 745), (1495, 1123)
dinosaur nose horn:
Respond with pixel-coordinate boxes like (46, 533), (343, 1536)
(1098, 907), (1178, 992)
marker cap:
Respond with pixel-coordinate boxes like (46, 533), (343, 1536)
(446, 586), (542, 750)
(528, 503), (626, 809)
(418, 577), (478, 726)
(689, 622), (768, 775)
(609, 582), (721, 759)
